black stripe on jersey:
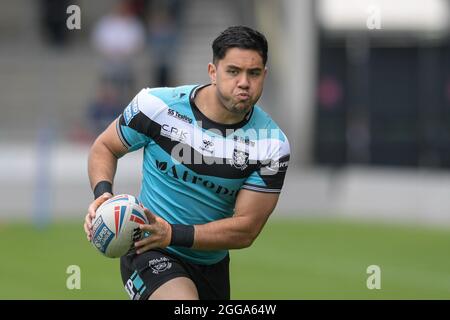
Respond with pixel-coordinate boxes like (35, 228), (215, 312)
(242, 183), (281, 193)
(155, 134), (260, 179)
(116, 116), (131, 148)
(119, 112), (160, 139)
(255, 154), (290, 190)
(120, 110), (260, 179)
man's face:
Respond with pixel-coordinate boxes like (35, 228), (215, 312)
(209, 48), (267, 116)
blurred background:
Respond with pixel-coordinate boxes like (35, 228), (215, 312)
(1, 0), (450, 299)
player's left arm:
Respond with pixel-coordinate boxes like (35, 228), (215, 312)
(192, 189), (279, 250)
(135, 189), (280, 253)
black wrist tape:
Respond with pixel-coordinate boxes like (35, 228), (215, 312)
(93, 181), (113, 199)
(170, 224), (195, 248)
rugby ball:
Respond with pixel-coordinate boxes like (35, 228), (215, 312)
(91, 194), (149, 258)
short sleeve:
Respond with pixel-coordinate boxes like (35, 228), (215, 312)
(242, 134), (290, 193)
(116, 88), (166, 152)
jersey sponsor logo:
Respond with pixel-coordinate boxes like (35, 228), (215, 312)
(200, 139), (214, 154)
(123, 97), (140, 125)
(168, 108), (193, 124)
(155, 160), (238, 197)
(261, 156), (289, 176)
(161, 124), (189, 142)
(148, 257), (172, 274)
(267, 160), (289, 172)
(229, 148), (249, 171)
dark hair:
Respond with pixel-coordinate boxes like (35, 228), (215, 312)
(212, 26), (268, 65)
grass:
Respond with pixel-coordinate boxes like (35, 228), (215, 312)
(1, 217), (449, 299)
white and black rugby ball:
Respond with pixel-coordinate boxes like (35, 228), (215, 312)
(91, 194), (149, 258)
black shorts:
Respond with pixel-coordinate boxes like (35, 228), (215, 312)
(120, 248), (230, 300)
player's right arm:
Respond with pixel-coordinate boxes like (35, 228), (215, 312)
(84, 118), (129, 241)
(88, 118), (128, 192)
(84, 87), (159, 241)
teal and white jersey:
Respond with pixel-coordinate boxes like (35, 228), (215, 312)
(117, 84), (290, 264)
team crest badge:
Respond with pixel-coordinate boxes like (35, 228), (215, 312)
(200, 139), (214, 154)
(230, 148), (249, 170)
(149, 257), (172, 274)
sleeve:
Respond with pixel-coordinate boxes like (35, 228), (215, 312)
(242, 133), (290, 194)
(116, 88), (166, 152)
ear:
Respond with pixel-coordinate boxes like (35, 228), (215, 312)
(208, 62), (217, 85)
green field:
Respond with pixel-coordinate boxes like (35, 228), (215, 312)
(1, 217), (450, 299)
